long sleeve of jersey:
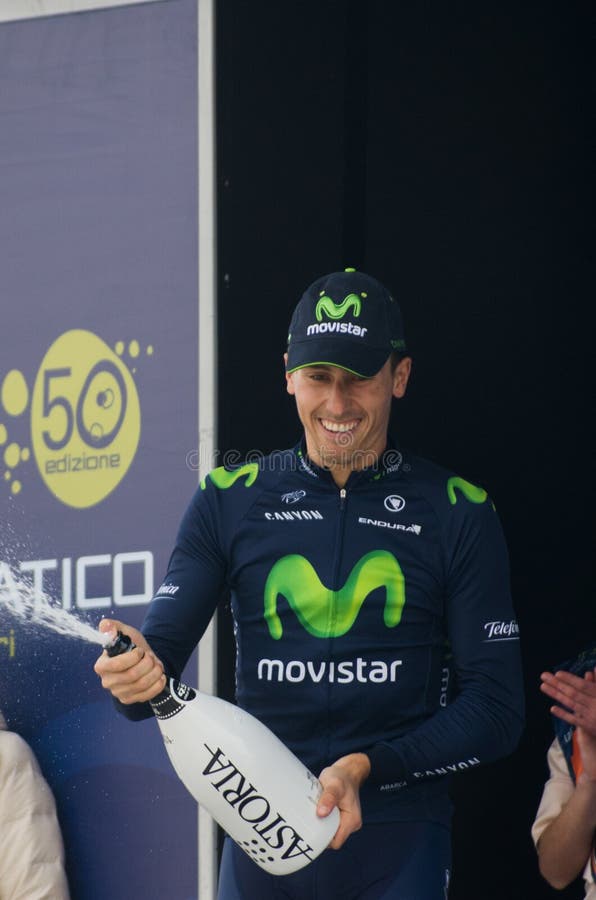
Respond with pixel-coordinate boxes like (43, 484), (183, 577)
(116, 480), (228, 721)
(142, 485), (227, 679)
(365, 486), (524, 788)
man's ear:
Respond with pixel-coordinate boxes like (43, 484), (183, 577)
(284, 353), (296, 395)
(392, 357), (412, 399)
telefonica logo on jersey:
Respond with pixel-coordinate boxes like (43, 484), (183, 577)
(483, 620), (519, 641)
(307, 292), (368, 338)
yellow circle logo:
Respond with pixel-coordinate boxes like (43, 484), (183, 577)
(30, 330), (141, 508)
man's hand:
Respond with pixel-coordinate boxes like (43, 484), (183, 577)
(541, 667), (596, 736)
(93, 618), (166, 705)
(317, 752), (371, 849)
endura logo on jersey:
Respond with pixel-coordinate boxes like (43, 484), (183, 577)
(358, 517), (422, 535)
(281, 490), (306, 504)
(483, 620), (519, 641)
(384, 494), (405, 512)
(263, 551), (405, 639)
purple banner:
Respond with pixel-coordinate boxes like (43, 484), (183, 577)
(0, 2), (200, 897)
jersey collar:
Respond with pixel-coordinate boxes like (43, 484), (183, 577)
(293, 436), (404, 486)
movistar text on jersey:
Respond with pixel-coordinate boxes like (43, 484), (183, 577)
(258, 657), (402, 684)
(306, 322), (368, 336)
(45, 452), (121, 474)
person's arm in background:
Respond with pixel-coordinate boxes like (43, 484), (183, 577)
(534, 668), (596, 889)
(0, 729), (70, 899)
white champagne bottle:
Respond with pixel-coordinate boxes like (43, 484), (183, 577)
(106, 632), (339, 875)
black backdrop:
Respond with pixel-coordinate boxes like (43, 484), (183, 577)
(215, 3), (595, 897)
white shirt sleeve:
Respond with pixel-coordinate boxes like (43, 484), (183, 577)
(532, 737), (596, 898)
(531, 738), (574, 848)
(0, 731), (70, 900)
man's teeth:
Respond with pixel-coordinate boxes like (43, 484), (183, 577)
(320, 419), (359, 433)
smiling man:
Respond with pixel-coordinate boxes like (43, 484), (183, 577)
(285, 268), (411, 485)
(95, 268), (524, 900)
(286, 358), (408, 483)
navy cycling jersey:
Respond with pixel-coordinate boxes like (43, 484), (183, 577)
(134, 441), (524, 826)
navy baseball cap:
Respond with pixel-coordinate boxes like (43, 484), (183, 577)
(286, 268), (407, 377)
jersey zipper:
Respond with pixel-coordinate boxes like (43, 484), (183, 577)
(330, 487), (348, 630)
(324, 486), (348, 763)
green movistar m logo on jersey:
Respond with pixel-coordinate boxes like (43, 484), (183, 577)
(446, 476), (487, 506)
(201, 463), (259, 491)
(264, 550), (405, 639)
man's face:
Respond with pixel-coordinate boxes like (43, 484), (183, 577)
(285, 357), (411, 475)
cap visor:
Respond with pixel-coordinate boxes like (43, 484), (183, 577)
(286, 342), (389, 378)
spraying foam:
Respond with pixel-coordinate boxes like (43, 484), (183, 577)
(0, 561), (108, 646)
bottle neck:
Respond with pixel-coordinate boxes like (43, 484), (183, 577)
(150, 679), (196, 720)
(150, 682), (182, 719)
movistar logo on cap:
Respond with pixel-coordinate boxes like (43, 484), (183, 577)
(264, 550), (405, 639)
(305, 289), (369, 338)
(315, 292), (362, 321)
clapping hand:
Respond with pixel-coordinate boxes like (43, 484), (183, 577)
(540, 667), (596, 736)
